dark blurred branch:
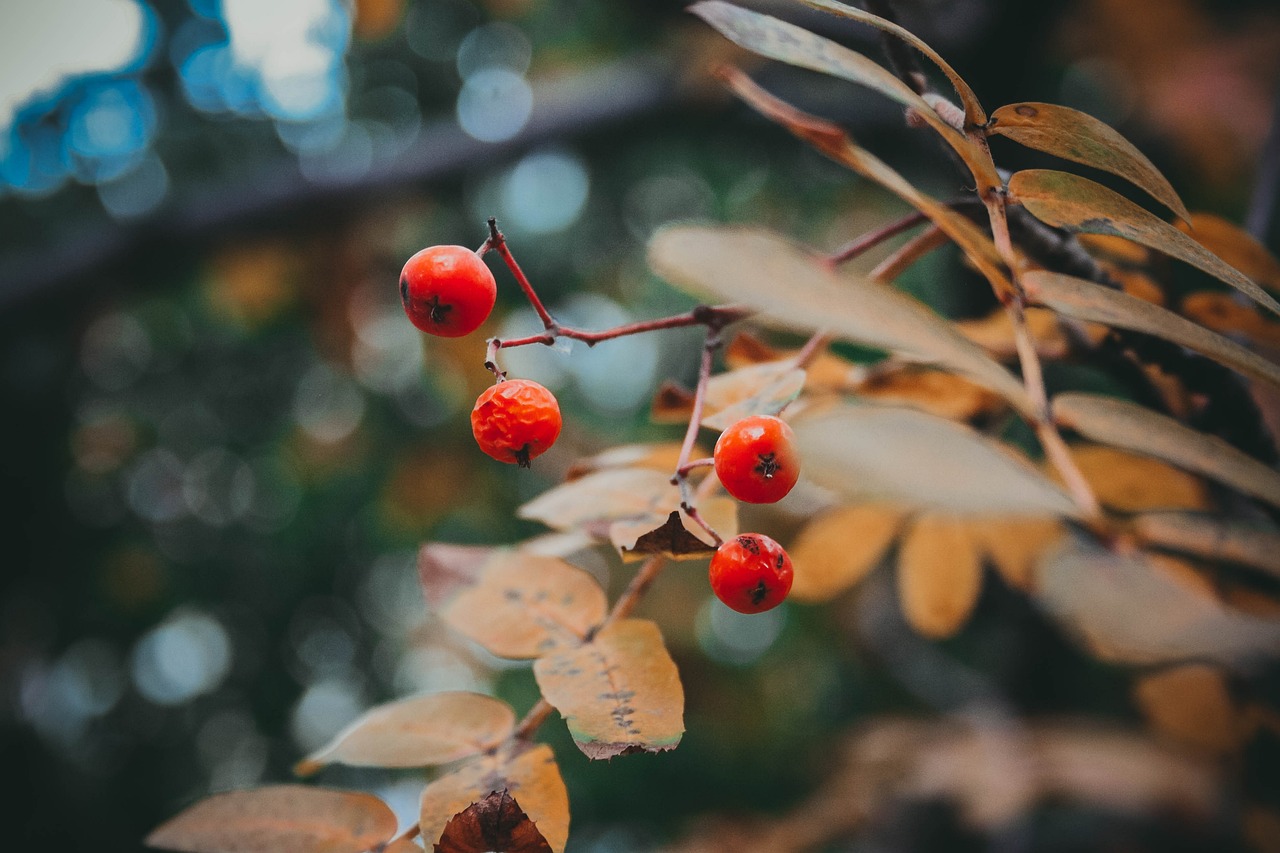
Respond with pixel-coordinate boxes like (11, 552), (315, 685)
(1246, 88), (1280, 249)
(0, 57), (677, 309)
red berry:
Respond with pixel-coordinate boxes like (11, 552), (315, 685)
(400, 245), (497, 337)
(708, 533), (793, 614)
(713, 415), (800, 504)
(471, 379), (562, 467)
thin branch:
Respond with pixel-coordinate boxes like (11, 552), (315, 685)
(826, 209), (929, 266)
(673, 328), (726, 547)
(482, 218), (555, 328)
(869, 223), (947, 281)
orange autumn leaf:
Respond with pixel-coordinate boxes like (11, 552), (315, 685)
(1133, 664), (1242, 756)
(967, 517), (1066, 591)
(1067, 444), (1209, 512)
(896, 515), (984, 638)
(788, 504), (907, 602)
(533, 618), (684, 759)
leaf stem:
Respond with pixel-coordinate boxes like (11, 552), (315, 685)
(672, 327), (727, 547)
(826, 209), (929, 266)
(480, 217), (555, 328)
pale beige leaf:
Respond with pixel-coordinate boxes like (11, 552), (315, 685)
(295, 691), (514, 776)
(1024, 270), (1280, 387)
(1179, 213), (1280, 292)
(648, 226), (1031, 415)
(792, 403), (1079, 516)
(896, 515), (983, 638)
(419, 543), (501, 609)
(690, 2), (999, 189)
(1052, 392), (1280, 508)
(1133, 512), (1280, 580)
(442, 554), (607, 659)
(518, 468), (676, 531)
(1134, 664), (1242, 756)
(146, 786), (397, 853)
(420, 743), (569, 853)
(990, 103), (1188, 221)
(700, 362), (807, 431)
(789, 504), (908, 601)
(1067, 445), (1209, 513)
(796, 0), (987, 126)
(1009, 169), (1280, 316)
(1034, 538), (1280, 665)
(611, 497), (738, 562)
(533, 618), (684, 759)
(565, 443), (687, 480)
(966, 517), (1065, 590)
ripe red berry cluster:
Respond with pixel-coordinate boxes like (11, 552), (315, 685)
(400, 244), (562, 467)
(400, 238), (800, 615)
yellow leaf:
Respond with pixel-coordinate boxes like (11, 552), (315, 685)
(1010, 169), (1280, 316)
(1068, 445), (1209, 513)
(1133, 664), (1242, 756)
(420, 743), (569, 853)
(533, 619), (684, 759)
(896, 515), (983, 638)
(990, 102), (1188, 221)
(442, 554), (608, 659)
(966, 517), (1065, 591)
(789, 504), (908, 601)
(146, 786), (397, 853)
(1180, 213), (1280, 293)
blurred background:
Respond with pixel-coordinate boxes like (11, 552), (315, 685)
(1, 0), (1279, 850)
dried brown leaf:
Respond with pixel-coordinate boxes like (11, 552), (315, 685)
(1133, 664), (1242, 756)
(648, 226), (1031, 415)
(146, 786), (397, 853)
(700, 362), (807, 431)
(1182, 292), (1280, 350)
(1009, 169), (1280, 316)
(789, 504), (908, 601)
(564, 443), (686, 480)
(441, 554), (607, 659)
(990, 102), (1188, 221)
(533, 618), (684, 759)
(1053, 392), (1280, 508)
(610, 503), (740, 562)
(1035, 538), (1280, 665)
(792, 403), (1079, 516)
(896, 515), (983, 638)
(435, 790), (552, 853)
(857, 368), (1003, 421)
(1179, 213), (1280, 292)
(420, 743), (569, 853)
(295, 692), (515, 776)
(419, 544), (500, 610)
(1024, 270), (1280, 387)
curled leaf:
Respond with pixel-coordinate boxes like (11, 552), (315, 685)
(436, 790), (553, 853)
(421, 743), (569, 853)
(533, 618), (684, 759)
(442, 553), (608, 659)
(1024, 270), (1280, 387)
(792, 403), (1079, 517)
(1009, 169), (1280, 316)
(990, 102), (1188, 221)
(146, 786), (397, 853)
(1052, 392), (1280, 508)
(295, 691), (515, 776)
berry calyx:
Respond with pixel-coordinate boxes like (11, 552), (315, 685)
(713, 415), (800, 504)
(708, 533), (793, 614)
(471, 379), (562, 467)
(400, 245), (497, 337)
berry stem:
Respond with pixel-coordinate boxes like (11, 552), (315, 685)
(676, 457), (714, 476)
(481, 217), (557, 328)
(671, 327), (726, 547)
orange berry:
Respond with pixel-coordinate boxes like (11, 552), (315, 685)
(471, 379), (562, 467)
(713, 415), (800, 504)
(400, 245), (497, 337)
(709, 533), (793, 614)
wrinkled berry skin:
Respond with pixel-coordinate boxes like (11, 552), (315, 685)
(400, 245), (497, 337)
(714, 415), (800, 504)
(471, 379), (562, 466)
(708, 533), (793, 614)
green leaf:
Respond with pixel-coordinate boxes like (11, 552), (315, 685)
(1052, 392), (1280, 508)
(796, 0), (987, 126)
(690, 1), (1000, 190)
(990, 103), (1189, 221)
(648, 225), (1032, 416)
(791, 403), (1079, 516)
(1009, 169), (1280, 316)
(1023, 270), (1280, 386)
